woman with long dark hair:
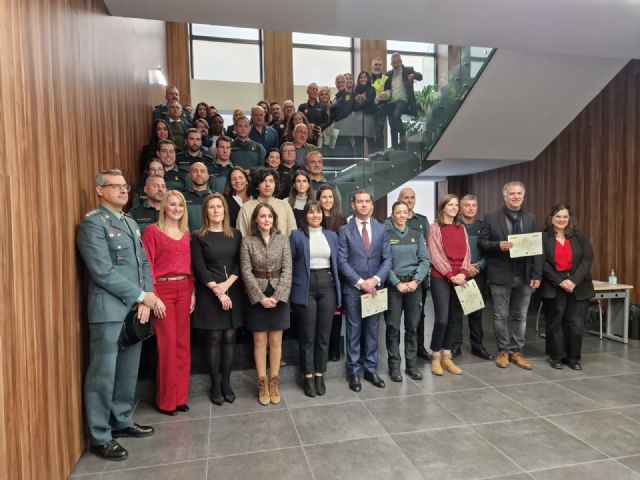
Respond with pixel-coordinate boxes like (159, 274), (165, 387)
(223, 166), (251, 228)
(539, 203), (594, 370)
(191, 193), (243, 404)
(140, 119), (172, 168)
(288, 170), (313, 228)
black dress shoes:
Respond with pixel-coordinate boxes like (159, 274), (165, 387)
(364, 371), (386, 388)
(405, 368), (423, 380)
(348, 374), (362, 392)
(471, 346), (495, 361)
(567, 361), (582, 370)
(549, 359), (564, 369)
(389, 370), (403, 382)
(303, 376), (317, 397)
(157, 407), (178, 416)
(417, 346), (433, 361)
(176, 404), (190, 412)
(112, 423), (155, 438)
(329, 351), (340, 362)
(90, 439), (128, 461)
(315, 375), (326, 396)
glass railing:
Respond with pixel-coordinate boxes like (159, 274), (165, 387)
(318, 46), (495, 212)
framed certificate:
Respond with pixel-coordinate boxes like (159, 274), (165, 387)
(508, 232), (543, 258)
(361, 288), (388, 317)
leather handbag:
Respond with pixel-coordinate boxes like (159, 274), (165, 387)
(117, 309), (154, 350)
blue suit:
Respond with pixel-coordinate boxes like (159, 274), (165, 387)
(338, 218), (392, 375)
(289, 229), (341, 306)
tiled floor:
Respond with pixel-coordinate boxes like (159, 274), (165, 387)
(70, 311), (640, 480)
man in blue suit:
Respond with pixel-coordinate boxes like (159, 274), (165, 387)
(338, 190), (393, 391)
(77, 169), (164, 460)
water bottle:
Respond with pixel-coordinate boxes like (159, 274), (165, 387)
(608, 269), (617, 285)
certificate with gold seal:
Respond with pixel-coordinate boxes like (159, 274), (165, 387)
(454, 279), (485, 315)
(508, 232), (543, 258)
(361, 288), (388, 317)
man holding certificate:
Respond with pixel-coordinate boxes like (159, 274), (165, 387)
(338, 190), (392, 391)
(479, 181), (542, 369)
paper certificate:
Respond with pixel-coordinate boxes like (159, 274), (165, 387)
(361, 288), (388, 317)
(508, 232), (543, 258)
(454, 279), (485, 315)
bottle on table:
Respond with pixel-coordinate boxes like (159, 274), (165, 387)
(608, 269), (618, 285)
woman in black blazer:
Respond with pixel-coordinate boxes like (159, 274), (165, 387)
(539, 203), (594, 371)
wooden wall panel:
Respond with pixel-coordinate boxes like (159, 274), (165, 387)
(263, 31), (293, 102)
(447, 60), (640, 301)
(166, 22), (191, 106)
(0, 1), (166, 478)
(360, 39), (386, 73)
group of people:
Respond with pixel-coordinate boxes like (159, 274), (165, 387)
(77, 76), (595, 461)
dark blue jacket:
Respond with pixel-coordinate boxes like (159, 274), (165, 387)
(289, 228), (341, 306)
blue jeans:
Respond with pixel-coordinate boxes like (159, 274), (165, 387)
(490, 277), (533, 353)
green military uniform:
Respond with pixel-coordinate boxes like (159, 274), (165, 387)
(152, 104), (192, 125)
(209, 160), (234, 194)
(230, 138), (265, 170)
(127, 202), (160, 233)
(163, 165), (186, 191)
(183, 188), (212, 232)
(176, 151), (215, 175)
(76, 204), (153, 446)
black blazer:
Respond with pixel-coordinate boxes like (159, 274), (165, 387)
(478, 208), (543, 285)
(383, 66), (423, 115)
(539, 230), (595, 301)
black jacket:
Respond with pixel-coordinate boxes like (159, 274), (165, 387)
(383, 66), (423, 115)
(478, 208), (543, 285)
(539, 230), (595, 300)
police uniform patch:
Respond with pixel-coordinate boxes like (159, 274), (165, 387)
(345, 95), (351, 101)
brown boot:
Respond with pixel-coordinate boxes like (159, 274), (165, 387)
(510, 353), (532, 370)
(441, 352), (462, 375)
(495, 351), (509, 368)
(269, 375), (281, 404)
(431, 352), (444, 376)
(257, 376), (270, 406)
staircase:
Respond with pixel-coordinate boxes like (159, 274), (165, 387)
(319, 46), (495, 211)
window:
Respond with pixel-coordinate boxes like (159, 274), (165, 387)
(190, 24), (262, 83)
(292, 33), (353, 87)
(469, 46), (493, 78)
(386, 40), (437, 89)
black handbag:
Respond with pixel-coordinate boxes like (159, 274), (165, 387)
(117, 308), (154, 350)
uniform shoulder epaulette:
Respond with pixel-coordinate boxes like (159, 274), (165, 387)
(85, 209), (99, 217)
(413, 212), (427, 219)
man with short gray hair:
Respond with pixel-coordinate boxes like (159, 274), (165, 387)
(479, 181), (542, 369)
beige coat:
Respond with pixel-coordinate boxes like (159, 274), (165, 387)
(236, 197), (297, 237)
(240, 233), (292, 304)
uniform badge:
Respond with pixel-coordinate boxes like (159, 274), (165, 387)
(345, 95), (351, 101)
(108, 232), (115, 238)
(116, 232), (123, 237)
(116, 255), (125, 265)
(411, 238), (416, 243)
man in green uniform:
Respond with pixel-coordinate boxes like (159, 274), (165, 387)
(209, 136), (234, 193)
(128, 174), (165, 233)
(156, 140), (186, 191)
(230, 116), (265, 170)
(77, 169), (163, 460)
(183, 162), (212, 232)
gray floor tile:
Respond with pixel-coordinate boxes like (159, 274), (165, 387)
(290, 401), (386, 444)
(305, 436), (422, 480)
(364, 393), (462, 434)
(608, 350), (640, 364)
(484, 475), (534, 480)
(529, 459), (640, 480)
(102, 460), (207, 480)
(206, 447), (312, 479)
(580, 337), (640, 354)
(533, 355), (640, 378)
(69, 451), (107, 475)
(620, 455), (640, 474)
(614, 405), (640, 422)
(209, 387), (287, 417)
(354, 372), (424, 399)
(280, 377), (360, 407)
(208, 409), (299, 457)
(410, 369), (489, 393)
(392, 426), (521, 480)
(435, 388), (536, 424)
(132, 392), (211, 425)
(546, 410), (640, 457)
(103, 419), (210, 472)
(557, 376), (640, 407)
(461, 362), (548, 386)
(473, 418), (606, 471)
(497, 382), (601, 416)
(613, 373), (640, 388)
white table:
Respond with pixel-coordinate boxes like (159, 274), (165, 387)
(590, 281), (634, 344)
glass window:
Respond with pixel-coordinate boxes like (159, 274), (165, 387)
(387, 40), (435, 54)
(191, 24), (259, 41)
(192, 40), (261, 83)
(293, 50), (352, 86)
(292, 33), (351, 48)
(470, 46), (492, 58)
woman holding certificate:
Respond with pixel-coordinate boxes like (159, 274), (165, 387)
(539, 204), (594, 370)
(384, 201), (430, 382)
(427, 194), (471, 376)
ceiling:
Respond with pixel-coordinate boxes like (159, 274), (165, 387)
(104, 0), (640, 59)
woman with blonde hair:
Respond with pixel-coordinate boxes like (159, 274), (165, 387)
(142, 190), (195, 415)
(191, 193), (244, 404)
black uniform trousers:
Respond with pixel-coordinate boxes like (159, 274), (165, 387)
(542, 288), (587, 362)
(385, 287), (422, 371)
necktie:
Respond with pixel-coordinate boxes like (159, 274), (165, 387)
(361, 221), (371, 253)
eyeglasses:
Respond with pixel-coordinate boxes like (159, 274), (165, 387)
(101, 184), (131, 192)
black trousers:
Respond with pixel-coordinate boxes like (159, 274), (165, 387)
(453, 274), (486, 350)
(417, 281), (429, 351)
(430, 277), (463, 352)
(384, 287), (422, 371)
(292, 269), (337, 374)
(542, 289), (587, 362)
